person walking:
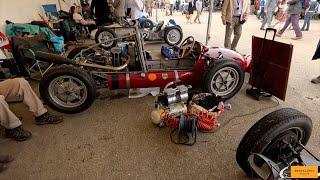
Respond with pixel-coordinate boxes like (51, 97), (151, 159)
(221, 0), (250, 51)
(311, 40), (320, 83)
(257, 0), (266, 19)
(260, 0), (279, 30)
(272, 0), (288, 28)
(301, 0), (320, 31)
(145, 0), (154, 16)
(90, 0), (112, 25)
(113, 0), (126, 23)
(276, 0), (303, 40)
(194, 0), (203, 23)
(170, 0), (176, 15)
(186, 1), (194, 23)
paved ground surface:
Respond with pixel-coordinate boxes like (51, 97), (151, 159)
(0, 10), (319, 180)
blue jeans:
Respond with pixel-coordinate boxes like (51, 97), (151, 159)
(301, 12), (314, 30)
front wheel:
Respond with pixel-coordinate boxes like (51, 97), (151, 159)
(204, 60), (244, 101)
(236, 108), (313, 177)
(95, 27), (117, 49)
(164, 26), (183, 46)
(40, 65), (97, 114)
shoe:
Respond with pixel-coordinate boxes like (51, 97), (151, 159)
(0, 163), (8, 173)
(291, 36), (302, 40)
(5, 126), (32, 142)
(275, 33), (282, 37)
(305, 29), (309, 31)
(260, 27), (265, 30)
(301, 28), (305, 31)
(35, 112), (63, 125)
(0, 155), (14, 163)
(311, 76), (320, 84)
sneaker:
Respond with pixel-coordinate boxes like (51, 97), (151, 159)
(311, 76), (320, 84)
(0, 155), (14, 163)
(0, 163), (8, 173)
(5, 126), (32, 141)
(291, 36), (302, 40)
(260, 27), (265, 30)
(35, 112), (63, 125)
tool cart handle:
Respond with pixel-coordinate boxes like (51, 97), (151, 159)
(264, 28), (277, 41)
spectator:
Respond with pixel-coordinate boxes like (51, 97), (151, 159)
(165, 0), (171, 16)
(170, 0), (176, 15)
(272, 0), (288, 28)
(176, 0), (181, 11)
(0, 78), (63, 141)
(113, 0), (126, 23)
(301, 0), (320, 31)
(91, 0), (112, 25)
(276, 0), (303, 40)
(221, 0), (250, 51)
(194, 0), (203, 23)
(260, 0), (279, 30)
(125, 0), (132, 17)
(145, 0), (154, 16)
(186, 1), (194, 23)
(131, 0), (144, 20)
(0, 155), (14, 173)
(70, 6), (96, 32)
(257, 0), (266, 19)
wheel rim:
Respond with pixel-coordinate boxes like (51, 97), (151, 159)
(263, 127), (305, 162)
(98, 31), (114, 48)
(167, 29), (181, 45)
(48, 75), (88, 108)
(210, 67), (239, 97)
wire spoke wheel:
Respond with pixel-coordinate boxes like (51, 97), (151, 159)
(98, 31), (115, 48)
(167, 29), (181, 45)
(49, 75), (88, 108)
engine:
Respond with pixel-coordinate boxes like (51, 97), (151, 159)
(151, 85), (191, 126)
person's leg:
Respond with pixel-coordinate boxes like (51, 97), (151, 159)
(277, 15), (291, 35)
(260, 13), (268, 29)
(301, 13), (308, 30)
(224, 19), (235, 49)
(231, 17), (243, 51)
(306, 12), (314, 30)
(290, 14), (302, 38)
(0, 78), (63, 125)
(266, 11), (273, 28)
(0, 95), (22, 130)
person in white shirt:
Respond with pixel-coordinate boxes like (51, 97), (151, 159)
(131, 0), (144, 20)
(71, 6), (96, 32)
(170, 0), (176, 15)
(194, 0), (203, 23)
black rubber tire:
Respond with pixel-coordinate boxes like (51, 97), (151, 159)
(39, 65), (96, 114)
(204, 60), (244, 101)
(94, 27), (117, 49)
(164, 26), (183, 46)
(236, 108), (313, 177)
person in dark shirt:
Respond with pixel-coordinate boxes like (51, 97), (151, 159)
(91, 0), (112, 25)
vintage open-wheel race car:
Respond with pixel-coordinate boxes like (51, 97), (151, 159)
(93, 18), (183, 49)
(33, 25), (250, 114)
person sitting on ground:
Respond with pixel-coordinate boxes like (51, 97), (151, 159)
(0, 78), (63, 141)
(0, 155), (14, 173)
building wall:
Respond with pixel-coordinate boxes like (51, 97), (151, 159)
(0, 0), (79, 32)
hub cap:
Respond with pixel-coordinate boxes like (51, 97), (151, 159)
(210, 67), (239, 96)
(98, 31), (114, 48)
(49, 76), (88, 108)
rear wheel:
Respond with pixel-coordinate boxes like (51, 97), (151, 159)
(95, 27), (117, 49)
(40, 65), (96, 114)
(236, 108), (313, 177)
(204, 60), (244, 101)
(164, 26), (183, 46)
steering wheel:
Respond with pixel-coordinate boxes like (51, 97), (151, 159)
(177, 36), (195, 59)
